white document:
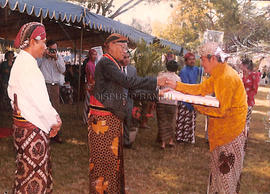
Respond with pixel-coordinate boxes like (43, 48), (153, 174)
(163, 90), (219, 108)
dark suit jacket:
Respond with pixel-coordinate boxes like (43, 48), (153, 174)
(126, 64), (137, 114)
(94, 55), (158, 120)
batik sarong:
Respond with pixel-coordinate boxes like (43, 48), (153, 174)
(13, 116), (52, 194)
(245, 106), (253, 136)
(207, 131), (247, 194)
(156, 103), (177, 143)
(176, 102), (196, 143)
(88, 99), (125, 194)
(83, 84), (91, 124)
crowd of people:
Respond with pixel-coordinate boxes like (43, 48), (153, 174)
(0, 21), (263, 193)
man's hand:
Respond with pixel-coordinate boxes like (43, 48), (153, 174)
(164, 79), (177, 90)
(48, 52), (57, 60)
(13, 93), (21, 115)
(46, 49), (58, 60)
(159, 88), (173, 97)
(157, 75), (167, 86)
(49, 115), (62, 138)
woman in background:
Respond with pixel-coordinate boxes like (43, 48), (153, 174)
(241, 58), (260, 135)
(83, 49), (97, 124)
(156, 60), (181, 149)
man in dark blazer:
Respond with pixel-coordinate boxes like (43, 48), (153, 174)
(88, 33), (169, 193)
(119, 53), (137, 148)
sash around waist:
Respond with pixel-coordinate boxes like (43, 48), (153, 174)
(13, 114), (37, 129)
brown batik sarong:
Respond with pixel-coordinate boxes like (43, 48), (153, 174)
(156, 103), (177, 143)
(176, 102), (196, 143)
(88, 109), (125, 194)
(13, 118), (52, 194)
(207, 131), (247, 194)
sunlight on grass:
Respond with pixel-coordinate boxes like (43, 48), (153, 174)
(258, 86), (270, 93)
(252, 110), (267, 116)
(1, 88), (270, 193)
(255, 98), (270, 106)
(252, 132), (267, 140)
(151, 167), (178, 185)
(66, 138), (86, 145)
(244, 161), (270, 178)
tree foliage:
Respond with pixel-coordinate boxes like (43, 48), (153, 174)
(152, 0), (270, 54)
(132, 40), (167, 77)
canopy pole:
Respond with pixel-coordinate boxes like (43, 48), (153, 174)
(40, 16), (43, 24)
(73, 40), (77, 65)
(76, 28), (83, 118)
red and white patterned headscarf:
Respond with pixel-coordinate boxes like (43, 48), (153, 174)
(198, 42), (229, 62)
(14, 22), (46, 49)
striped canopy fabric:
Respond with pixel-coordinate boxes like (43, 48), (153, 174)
(0, 0), (185, 53)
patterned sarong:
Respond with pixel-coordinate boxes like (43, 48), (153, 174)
(176, 102), (196, 143)
(13, 117), (52, 194)
(207, 131), (247, 194)
(83, 88), (90, 124)
(88, 99), (125, 194)
(156, 103), (177, 143)
(245, 106), (253, 135)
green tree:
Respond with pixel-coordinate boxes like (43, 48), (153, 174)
(132, 40), (167, 77)
(152, 0), (270, 54)
(152, 0), (215, 51)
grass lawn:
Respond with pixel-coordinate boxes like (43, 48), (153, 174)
(0, 86), (270, 193)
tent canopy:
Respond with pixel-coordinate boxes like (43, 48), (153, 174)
(0, 0), (185, 53)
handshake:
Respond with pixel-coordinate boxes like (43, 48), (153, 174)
(157, 75), (178, 96)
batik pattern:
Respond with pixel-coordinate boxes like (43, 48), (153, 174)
(88, 112), (125, 194)
(207, 131), (247, 194)
(176, 102), (196, 143)
(13, 123), (52, 194)
(245, 106), (253, 135)
(156, 103), (177, 143)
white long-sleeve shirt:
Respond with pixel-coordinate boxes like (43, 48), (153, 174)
(8, 50), (58, 134)
(37, 54), (66, 84)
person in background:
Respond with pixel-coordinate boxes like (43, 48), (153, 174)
(8, 22), (61, 193)
(83, 49), (97, 124)
(156, 60), (181, 149)
(165, 42), (248, 193)
(176, 52), (202, 144)
(0, 50), (14, 110)
(119, 52), (137, 148)
(38, 40), (65, 143)
(88, 33), (168, 193)
(60, 70), (74, 105)
(241, 58), (260, 135)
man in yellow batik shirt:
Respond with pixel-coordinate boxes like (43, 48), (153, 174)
(166, 42), (247, 194)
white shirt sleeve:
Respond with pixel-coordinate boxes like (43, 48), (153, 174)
(56, 54), (66, 74)
(8, 51), (58, 134)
